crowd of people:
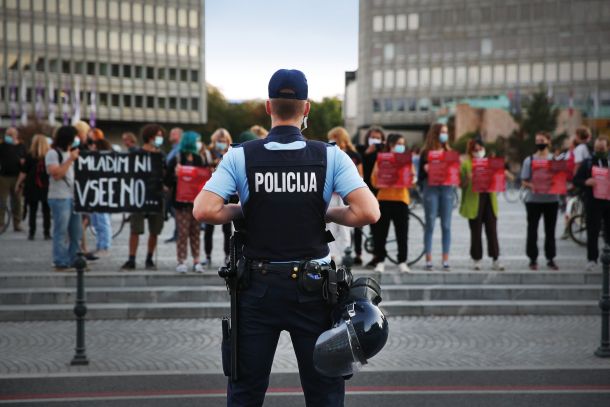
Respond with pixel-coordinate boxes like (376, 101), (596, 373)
(0, 122), (608, 273)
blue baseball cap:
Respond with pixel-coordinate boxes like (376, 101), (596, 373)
(268, 69), (308, 100)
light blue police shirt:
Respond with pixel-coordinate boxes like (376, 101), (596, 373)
(203, 127), (367, 262)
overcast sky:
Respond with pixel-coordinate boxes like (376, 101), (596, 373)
(205, 0), (359, 102)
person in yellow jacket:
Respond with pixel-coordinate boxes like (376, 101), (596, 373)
(371, 133), (412, 273)
(459, 138), (504, 271)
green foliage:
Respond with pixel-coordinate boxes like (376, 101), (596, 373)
(452, 132), (477, 154)
(305, 97), (343, 141)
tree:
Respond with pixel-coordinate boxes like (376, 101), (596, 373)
(304, 97), (343, 141)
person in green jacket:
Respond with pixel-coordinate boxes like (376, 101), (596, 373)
(459, 138), (504, 271)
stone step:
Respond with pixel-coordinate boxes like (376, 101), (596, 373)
(0, 284), (601, 305)
(0, 300), (599, 321)
(0, 270), (602, 288)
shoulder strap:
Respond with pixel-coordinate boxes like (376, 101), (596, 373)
(54, 148), (63, 164)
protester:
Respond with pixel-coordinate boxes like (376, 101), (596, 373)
(250, 125), (269, 139)
(357, 126), (385, 267)
(15, 134), (51, 240)
(0, 127), (27, 231)
(459, 138), (504, 271)
(88, 135), (113, 256)
(419, 123), (454, 271)
(165, 131), (205, 273)
(164, 128), (183, 244)
(73, 120), (91, 147)
(121, 124), (166, 270)
(520, 131), (560, 270)
(203, 128), (233, 265)
(370, 133), (411, 272)
(573, 135), (610, 271)
(45, 126), (82, 270)
(573, 126), (592, 174)
(122, 132), (139, 152)
(327, 127), (363, 262)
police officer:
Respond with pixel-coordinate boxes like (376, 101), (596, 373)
(193, 69), (380, 406)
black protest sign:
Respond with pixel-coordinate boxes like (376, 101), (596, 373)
(74, 151), (163, 213)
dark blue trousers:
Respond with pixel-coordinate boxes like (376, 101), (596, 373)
(226, 269), (345, 406)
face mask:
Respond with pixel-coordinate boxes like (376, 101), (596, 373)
(4, 135), (14, 145)
(302, 116), (308, 131)
(439, 133), (449, 143)
(154, 136), (164, 147)
(475, 149), (486, 159)
(71, 137), (81, 148)
(196, 141), (203, 151)
(393, 145), (406, 154)
(368, 138), (382, 146)
(536, 143), (547, 151)
(216, 142), (227, 151)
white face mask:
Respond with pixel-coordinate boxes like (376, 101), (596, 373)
(302, 116), (308, 131)
(475, 149), (486, 159)
(368, 138), (382, 146)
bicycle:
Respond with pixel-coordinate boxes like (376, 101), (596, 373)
(361, 211), (426, 266)
(503, 176), (522, 203)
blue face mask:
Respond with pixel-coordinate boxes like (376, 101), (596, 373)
(154, 136), (164, 147)
(394, 144), (406, 154)
(439, 133), (449, 144)
(71, 137), (81, 148)
(216, 142), (227, 151)
(4, 135), (14, 145)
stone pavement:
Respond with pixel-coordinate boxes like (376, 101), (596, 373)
(1, 315), (609, 377)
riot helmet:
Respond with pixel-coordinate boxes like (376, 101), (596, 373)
(313, 277), (389, 377)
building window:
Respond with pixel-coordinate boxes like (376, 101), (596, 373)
(519, 63), (530, 83)
(384, 15), (395, 31)
(144, 5), (154, 23)
(35, 57), (45, 71)
(372, 70), (382, 89)
(123, 94), (131, 107)
(189, 10), (198, 28)
(133, 33), (142, 52)
(178, 43), (188, 57)
(601, 60), (610, 80)
(444, 67), (455, 86)
(71, 0), (82, 15)
(586, 60), (599, 80)
(146, 66), (154, 79)
(33, 24), (44, 44)
(46, 25), (57, 45)
(120, 2), (131, 21)
(373, 16), (383, 32)
(456, 66), (467, 87)
(84, 29), (94, 48)
(169, 68), (177, 81)
(111, 63), (120, 77)
(396, 14), (407, 30)
(408, 13), (419, 30)
(135, 95), (143, 108)
(109, 32), (119, 50)
(20, 22), (31, 42)
(96, 0), (106, 18)
(156, 39), (165, 55)
(109, 1), (119, 19)
(73, 28), (82, 46)
(158, 97), (166, 109)
(135, 66), (142, 79)
(144, 35), (154, 53)
(191, 70), (199, 82)
(167, 7), (176, 25)
(59, 0), (69, 14)
(480, 65), (492, 84)
(180, 98), (188, 110)
(97, 30), (107, 49)
(133, 3), (142, 22)
(62, 60), (71, 74)
(189, 44), (199, 57)
(99, 62), (108, 75)
(573, 62), (585, 80)
(169, 97), (177, 109)
(407, 69), (417, 88)
(158, 67), (165, 80)
(123, 64), (131, 77)
(384, 70), (394, 88)
(532, 63), (544, 82)
(384, 43), (394, 61)
(432, 67), (442, 87)
(396, 98), (406, 112)
(178, 9), (188, 27)
(49, 59), (59, 72)
(191, 97), (199, 111)
(180, 69), (188, 82)
(396, 69), (406, 88)
(121, 33), (131, 51)
(468, 66), (479, 85)
(156, 6), (165, 25)
(111, 94), (119, 107)
(420, 68), (430, 87)
(167, 41), (176, 56)
(99, 93), (108, 107)
(546, 63), (557, 82)
(493, 65), (504, 84)
(506, 64), (517, 84)
(372, 99), (381, 112)
(87, 62), (95, 75)
(384, 98), (393, 112)
(559, 61), (571, 81)
(481, 38), (492, 55)
(147, 96), (154, 108)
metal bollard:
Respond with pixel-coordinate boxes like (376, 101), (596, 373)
(70, 252), (89, 366)
(342, 247), (354, 272)
(595, 244), (610, 358)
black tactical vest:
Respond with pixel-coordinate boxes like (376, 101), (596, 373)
(242, 135), (329, 261)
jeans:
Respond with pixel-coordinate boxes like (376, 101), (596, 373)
(423, 183), (453, 255)
(48, 198), (82, 267)
(90, 213), (112, 251)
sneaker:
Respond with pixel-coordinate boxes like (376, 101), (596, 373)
(145, 259), (157, 270)
(472, 260), (481, 271)
(425, 262), (434, 271)
(398, 262), (410, 273)
(492, 260), (505, 271)
(121, 260), (136, 270)
(164, 236), (176, 244)
(374, 262), (385, 272)
(442, 262), (451, 271)
(547, 260), (559, 271)
(176, 263), (188, 274)
(193, 263), (205, 273)
(529, 262), (538, 271)
(586, 261), (597, 272)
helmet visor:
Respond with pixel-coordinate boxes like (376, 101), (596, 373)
(313, 320), (365, 377)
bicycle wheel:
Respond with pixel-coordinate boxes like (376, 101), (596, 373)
(407, 212), (425, 266)
(363, 234), (375, 255)
(503, 179), (520, 203)
(112, 213), (130, 239)
(568, 214), (587, 247)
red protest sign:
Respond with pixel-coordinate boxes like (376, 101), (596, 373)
(376, 152), (413, 188)
(592, 166), (610, 201)
(427, 150), (460, 186)
(176, 165), (212, 203)
(531, 159), (568, 195)
(472, 157), (506, 193)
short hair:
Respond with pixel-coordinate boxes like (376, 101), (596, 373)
(140, 124), (165, 144)
(536, 131), (552, 141)
(269, 99), (306, 121)
(74, 121), (91, 139)
(122, 132), (137, 144)
(575, 126), (591, 141)
(54, 125), (78, 150)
